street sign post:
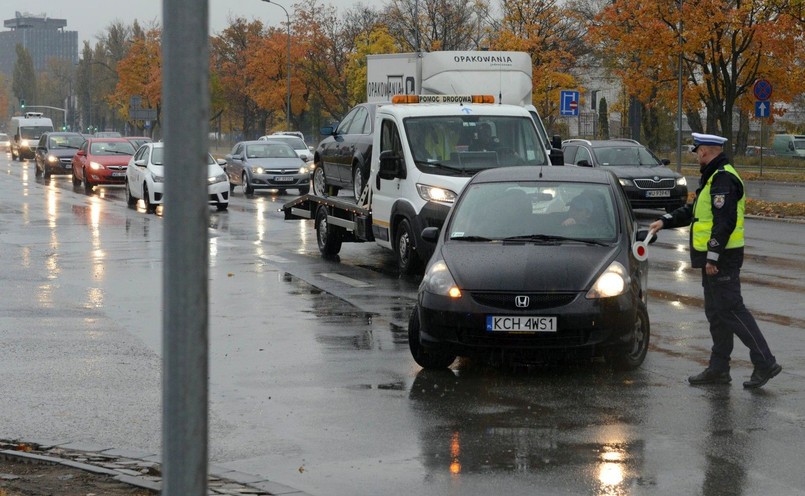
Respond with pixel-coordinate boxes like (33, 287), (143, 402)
(560, 90), (580, 116)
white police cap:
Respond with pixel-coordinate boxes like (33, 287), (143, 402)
(691, 132), (728, 151)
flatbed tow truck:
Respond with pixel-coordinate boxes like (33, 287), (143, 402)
(281, 94), (553, 274)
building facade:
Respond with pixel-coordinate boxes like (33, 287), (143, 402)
(0, 12), (78, 76)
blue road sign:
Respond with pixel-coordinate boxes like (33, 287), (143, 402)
(560, 90), (580, 116)
(755, 100), (771, 118)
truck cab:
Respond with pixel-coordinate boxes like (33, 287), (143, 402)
(369, 95), (550, 273)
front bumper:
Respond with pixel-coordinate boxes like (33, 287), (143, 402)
(417, 289), (638, 359)
(250, 172), (309, 189)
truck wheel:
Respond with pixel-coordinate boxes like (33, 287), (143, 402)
(316, 205), (343, 256)
(408, 306), (455, 370)
(395, 218), (422, 275)
(607, 303), (650, 371)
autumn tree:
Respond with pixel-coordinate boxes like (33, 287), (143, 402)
(489, 0), (582, 134)
(12, 44), (36, 108)
(211, 18), (266, 140)
(383, 0), (488, 51)
(113, 27), (163, 136)
(591, 0), (805, 153)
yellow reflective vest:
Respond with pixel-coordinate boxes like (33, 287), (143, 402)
(692, 165), (745, 252)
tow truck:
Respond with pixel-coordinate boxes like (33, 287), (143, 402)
(281, 94), (553, 274)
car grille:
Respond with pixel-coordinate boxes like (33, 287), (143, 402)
(470, 291), (577, 310)
(59, 158), (71, 165)
(106, 165), (127, 171)
(633, 178), (676, 189)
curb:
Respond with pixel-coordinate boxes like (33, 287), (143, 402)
(0, 440), (313, 496)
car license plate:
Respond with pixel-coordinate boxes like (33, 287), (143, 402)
(112, 172), (126, 177)
(646, 190), (671, 198)
(486, 316), (557, 332)
(274, 176), (294, 182)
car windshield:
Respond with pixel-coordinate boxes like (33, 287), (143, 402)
(593, 146), (660, 166)
(90, 141), (136, 155)
(21, 126), (52, 140)
(448, 181), (618, 242)
(404, 115), (547, 172)
(50, 135), (84, 148)
(246, 143), (297, 158)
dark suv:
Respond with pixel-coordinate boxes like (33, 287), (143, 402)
(313, 102), (384, 200)
(561, 138), (688, 212)
(34, 132), (86, 178)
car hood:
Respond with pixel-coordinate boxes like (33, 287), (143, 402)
(48, 149), (81, 158)
(245, 157), (303, 168)
(143, 163), (225, 178)
(440, 242), (619, 292)
(88, 154), (132, 166)
(601, 164), (680, 180)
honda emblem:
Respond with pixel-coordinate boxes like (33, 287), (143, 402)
(515, 295), (530, 308)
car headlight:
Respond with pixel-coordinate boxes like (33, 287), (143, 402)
(421, 259), (462, 298)
(252, 166), (264, 174)
(208, 173), (227, 184)
(89, 161), (104, 170)
(586, 261), (629, 299)
(416, 184), (457, 204)
(21, 139), (29, 147)
(676, 176), (687, 186)
(298, 165), (310, 174)
(618, 178), (633, 187)
(151, 172), (164, 183)
(46, 155), (58, 163)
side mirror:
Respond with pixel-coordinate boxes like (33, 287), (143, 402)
(551, 134), (562, 149)
(319, 125), (336, 136)
(421, 226), (440, 243)
(217, 158), (227, 166)
(134, 159), (147, 167)
(378, 150), (404, 180)
(549, 148), (564, 166)
(661, 159), (671, 166)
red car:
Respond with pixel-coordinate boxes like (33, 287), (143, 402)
(71, 137), (136, 192)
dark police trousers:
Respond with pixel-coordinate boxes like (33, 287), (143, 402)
(702, 267), (776, 372)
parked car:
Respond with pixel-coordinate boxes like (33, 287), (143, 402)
(562, 138), (688, 212)
(258, 134), (314, 164)
(268, 130), (305, 140)
(125, 136), (153, 150)
(34, 131), (86, 178)
(745, 145), (775, 157)
(125, 142), (229, 213)
(0, 133), (10, 153)
(225, 140), (311, 195)
(314, 102), (383, 199)
(408, 165), (655, 371)
(71, 137), (136, 192)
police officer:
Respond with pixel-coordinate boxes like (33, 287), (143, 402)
(649, 133), (782, 389)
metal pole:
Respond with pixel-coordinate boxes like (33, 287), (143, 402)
(162, 0), (210, 493)
(676, 0), (684, 173)
(264, 0), (291, 128)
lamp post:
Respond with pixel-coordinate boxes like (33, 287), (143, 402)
(262, 0), (291, 129)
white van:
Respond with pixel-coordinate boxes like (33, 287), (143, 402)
(9, 112), (54, 161)
(771, 134), (805, 159)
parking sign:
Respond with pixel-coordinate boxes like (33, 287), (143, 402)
(561, 91), (580, 116)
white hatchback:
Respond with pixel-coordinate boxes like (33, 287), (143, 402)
(126, 142), (230, 213)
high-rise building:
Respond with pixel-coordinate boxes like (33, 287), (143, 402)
(0, 11), (78, 76)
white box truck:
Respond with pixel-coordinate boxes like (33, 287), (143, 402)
(367, 51), (561, 161)
(9, 112), (54, 161)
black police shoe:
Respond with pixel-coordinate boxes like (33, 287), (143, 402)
(688, 368), (731, 385)
(743, 363), (782, 389)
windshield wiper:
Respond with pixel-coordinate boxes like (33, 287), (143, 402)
(413, 159), (468, 173)
(450, 235), (494, 242)
(503, 234), (609, 246)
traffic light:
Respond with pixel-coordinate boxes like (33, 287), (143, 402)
(20, 99), (25, 109)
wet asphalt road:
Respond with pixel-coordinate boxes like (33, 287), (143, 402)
(1, 154), (804, 496)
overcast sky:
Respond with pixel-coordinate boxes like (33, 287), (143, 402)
(10, 0), (364, 47)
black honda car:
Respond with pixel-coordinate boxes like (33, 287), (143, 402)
(561, 138), (688, 212)
(408, 165), (656, 371)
